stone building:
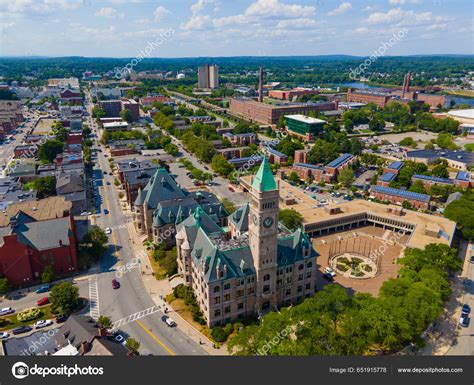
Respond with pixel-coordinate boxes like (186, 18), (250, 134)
(176, 157), (318, 327)
(134, 168), (227, 244)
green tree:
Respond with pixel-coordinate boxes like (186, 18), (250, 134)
(409, 180), (426, 194)
(399, 244), (461, 273)
(38, 140), (64, 163)
(444, 193), (474, 240)
(287, 171), (301, 185)
(23, 176), (57, 199)
(0, 278), (9, 295)
(278, 209), (303, 230)
(337, 168), (354, 187)
(97, 315), (113, 329)
(120, 108), (134, 123)
(41, 265), (56, 284)
(211, 154), (235, 177)
(125, 338), (140, 354)
(80, 226), (108, 261)
(50, 282), (79, 313)
(92, 107), (106, 119)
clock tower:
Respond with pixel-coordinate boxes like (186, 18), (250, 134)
(248, 156), (279, 313)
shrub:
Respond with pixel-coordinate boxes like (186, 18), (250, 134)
(211, 323), (234, 342)
(17, 308), (41, 322)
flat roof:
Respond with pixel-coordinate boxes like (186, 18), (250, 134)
(412, 174), (453, 184)
(372, 185), (431, 202)
(327, 153), (352, 168)
(103, 122), (129, 128)
(243, 176), (455, 249)
(284, 114), (326, 124)
(294, 162), (323, 170)
(379, 172), (397, 182)
(455, 171), (471, 181)
(387, 161), (404, 170)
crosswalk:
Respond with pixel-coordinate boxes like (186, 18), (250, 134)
(111, 306), (161, 330)
(88, 275), (100, 320)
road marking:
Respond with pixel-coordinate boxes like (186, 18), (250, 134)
(135, 319), (176, 356)
(111, 306), (160, 330)
(88, 276), (100, 320)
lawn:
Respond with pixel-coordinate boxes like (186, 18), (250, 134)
(0, 305), (54, 331)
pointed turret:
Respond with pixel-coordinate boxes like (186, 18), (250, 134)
(135, 187), (145, 206)
(251, 156), (277, 192)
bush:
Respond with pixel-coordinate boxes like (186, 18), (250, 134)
(173, 285), (205, 324)
(211, 323), (234, 342)
(17, 308), (41, 322)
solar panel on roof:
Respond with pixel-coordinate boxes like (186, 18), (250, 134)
(372, 185), (430, 202)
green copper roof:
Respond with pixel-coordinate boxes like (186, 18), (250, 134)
(252, 156), (277, 192)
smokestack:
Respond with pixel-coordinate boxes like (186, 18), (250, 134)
(402, 73), (407, 99)
(405, 72), (410, 94)
(258, 66), (263, 103)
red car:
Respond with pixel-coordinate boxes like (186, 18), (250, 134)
(36, 297), (49, 306)
(112, 279), (120, 289)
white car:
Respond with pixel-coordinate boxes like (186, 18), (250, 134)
(324, 267), (336, 277)
(0, 307), (14, 316)
(0, 332), (9, 339)
(34, 319), (53, 329)
(105, 227), (112, 235)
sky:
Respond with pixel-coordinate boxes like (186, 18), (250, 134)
(0, 0), (472, 58)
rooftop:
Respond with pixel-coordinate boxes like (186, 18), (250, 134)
(240, 176), (455, 249)
(372, 185), (431, 202)
(412, 174), (453, 184)
(379, 172), (397, 183)
(386, 161), (404, 171)
(284, 114), (326, 124)
(327, 153), (352, 168)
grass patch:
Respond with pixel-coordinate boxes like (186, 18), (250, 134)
(0, 305), (54, 331)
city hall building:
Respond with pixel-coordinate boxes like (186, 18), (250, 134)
(176, 157), (318, 327)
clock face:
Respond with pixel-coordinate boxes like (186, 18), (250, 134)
(252, 214), (258, 225)
(263, 216), (274, 229)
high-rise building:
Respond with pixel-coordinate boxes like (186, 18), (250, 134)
(198, 64), (219, 89)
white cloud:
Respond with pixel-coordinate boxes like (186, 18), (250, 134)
(0, 0), (79, 13)
(190, 0), (216, 14)
(426, 23), (447, 31)
(276, 18), (317, 29)
(367, 8), (433, 25)
(245, 0), (315, 19)
(154, 5), (170, 22)
(328, 2), (352, 16)
(354, 27), (369, 34)
(363, 6), (375, 12)
(181, 14), (211, 30)
(134, 18), (150, 25)
(95, 7), (124, 19)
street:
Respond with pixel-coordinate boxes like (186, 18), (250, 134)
(85, 92), (207, 355)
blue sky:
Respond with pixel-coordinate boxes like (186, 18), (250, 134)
(0, 0), (472, 57)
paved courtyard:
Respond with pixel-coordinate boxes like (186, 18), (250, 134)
(313, 226), (407, 296)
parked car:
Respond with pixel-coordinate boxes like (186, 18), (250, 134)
(55, 314), (69, 323)
(114, 331), (127, 345)
(36, 297), (49, 306)
(12, 326), (32, 335)
(470, 256), (474, 264)
(35, 285), (51, 294)
(105, 227), (112, 235)
(0, 331), (9, 339)
(461, 304), (471, 315)
(161, 315), (176, 327)
(459, 314), (469, 327)
(322, 273), (334, 282)
(324, 267), (336, 277)
(104, 209), (109, 214)
(34, 319), (53, 329)
(0, 307), (14, 316)
(112, 279), (120, 289)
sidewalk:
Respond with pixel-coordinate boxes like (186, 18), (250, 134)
(125, 219), (226, 356)
(421, 239), (469, 355)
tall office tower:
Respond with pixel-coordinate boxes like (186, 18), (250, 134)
(258, 66), (263, 103)
(197, 64), (219, 89)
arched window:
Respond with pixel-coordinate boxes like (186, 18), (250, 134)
(213, 286), (220, 293)
(263, 274), (270, 281)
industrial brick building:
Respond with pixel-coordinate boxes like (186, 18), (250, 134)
(229, 98), (338, 125)
(371, 185), (431, 210)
